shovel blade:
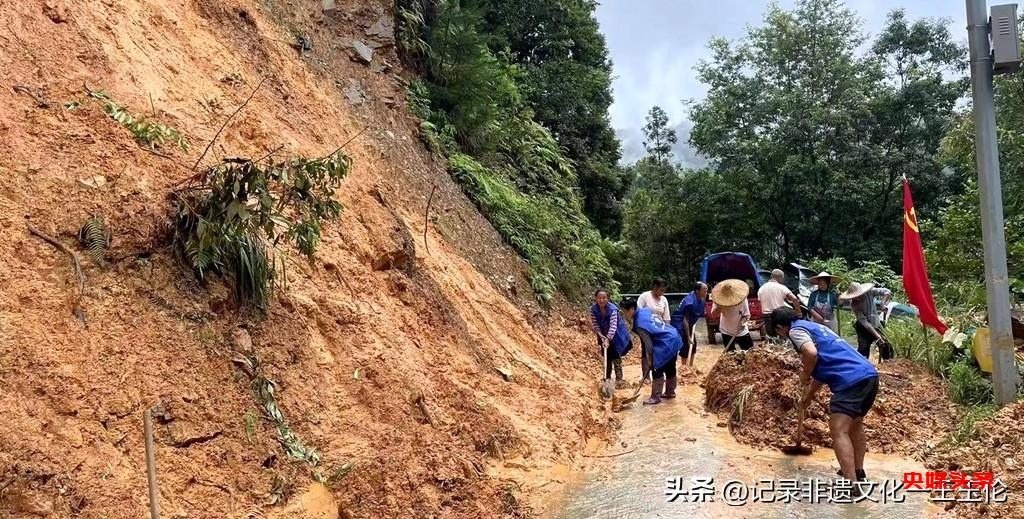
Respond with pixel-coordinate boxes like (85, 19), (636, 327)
(781, 445), (813, 456)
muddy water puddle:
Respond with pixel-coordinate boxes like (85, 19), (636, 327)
(547, 344), (942, 518)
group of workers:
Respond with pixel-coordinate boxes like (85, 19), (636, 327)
(589, 269), (894, 487)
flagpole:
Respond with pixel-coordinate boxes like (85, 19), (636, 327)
(966, 0), (1020, 406)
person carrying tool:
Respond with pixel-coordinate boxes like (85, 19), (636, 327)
(758, 269), (802, 338)
(840, 282), (893, 361)
(637, 277), (671, 322)
(620, 300), (682, 405)
(770, 307), (879, 485)
(671, 282), (707, 365)
(709, 279), (753, 352)
(590, 289), (633, 391)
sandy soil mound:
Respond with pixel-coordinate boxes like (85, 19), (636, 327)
(702, 346), (956, 456)
(0, 0), (610, 517)
(927, 402), (1024, 518)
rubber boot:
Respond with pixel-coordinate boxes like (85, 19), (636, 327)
(613, 358), (627, 389)
(662, 376), (678, 399)
(643, 378), (664, 405)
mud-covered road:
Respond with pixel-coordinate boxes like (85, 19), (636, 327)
(546, 327), (941, 518)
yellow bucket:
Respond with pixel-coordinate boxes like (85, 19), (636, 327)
(972, 328), (993, 374)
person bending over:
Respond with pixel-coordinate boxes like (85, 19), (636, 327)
(621, 300), (682, 405)
(771, 307), (879, 485)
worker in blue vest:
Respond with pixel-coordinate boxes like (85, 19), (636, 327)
(620, 300), (683, 405)
(589, 289), (634, 391)
(770, 307), (879, 485)
(671, 281), (708, 366)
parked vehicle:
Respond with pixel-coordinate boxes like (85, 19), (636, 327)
(782, 262), (816, 308)
(700, 252), (765, 343)
(881, 302), (918, 324)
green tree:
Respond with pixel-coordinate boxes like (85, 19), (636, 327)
(688, 0), (964, 266)
(473, 0), (628, 237)
(926, 56), (1024, 305)
(641, 106), (677, 165)
(396, 0), (615, 302)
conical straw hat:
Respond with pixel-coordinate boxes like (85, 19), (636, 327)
(711, 279), (749, 307)
(839, 282), (875, 300)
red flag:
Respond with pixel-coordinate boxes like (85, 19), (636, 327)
(902, 177), (948, 335)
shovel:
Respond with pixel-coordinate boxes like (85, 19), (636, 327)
(618, 346), (654, 407)
(781, 401), (813, 456)
(618, 369), (650, 406)
(686, 323), (698, 367)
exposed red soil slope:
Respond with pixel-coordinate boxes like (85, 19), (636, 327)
(0, 1), (608, 517)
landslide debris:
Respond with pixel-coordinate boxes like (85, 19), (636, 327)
(702, 346), (956, 456)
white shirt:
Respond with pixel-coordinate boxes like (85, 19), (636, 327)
(637, 291), (671, 322)
(713, 298), (750, 337)
(757, 280), (793, 313)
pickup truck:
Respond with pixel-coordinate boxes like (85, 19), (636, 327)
(701, 252), (765, 343)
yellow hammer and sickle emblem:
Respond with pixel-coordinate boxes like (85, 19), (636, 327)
(905, 207), (919, 233)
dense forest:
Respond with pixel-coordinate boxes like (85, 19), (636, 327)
(394, 0), (1021, 315)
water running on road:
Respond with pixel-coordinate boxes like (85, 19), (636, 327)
(547, 342), (941, 518)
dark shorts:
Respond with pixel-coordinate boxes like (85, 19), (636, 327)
(830, 376), (879, 418)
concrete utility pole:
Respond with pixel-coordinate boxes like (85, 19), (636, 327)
(965, 0), (1020, 406)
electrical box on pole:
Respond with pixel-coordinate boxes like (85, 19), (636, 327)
(992, 3), (1021, 74)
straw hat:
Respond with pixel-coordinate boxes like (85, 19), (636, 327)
(711, 279), (749, 307)
(809, 271), (840, 284)
(839, 282), (874, 300)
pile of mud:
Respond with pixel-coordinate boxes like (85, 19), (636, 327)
(927, 402), (1024, 518)
(702, 346), (956, 456)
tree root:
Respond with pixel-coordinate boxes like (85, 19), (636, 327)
(27, 224), (86, 326)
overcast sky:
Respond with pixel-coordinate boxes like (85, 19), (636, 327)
(594, 0), (969, 166)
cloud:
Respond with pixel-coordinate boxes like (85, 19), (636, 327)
(597, 0), (967, 167)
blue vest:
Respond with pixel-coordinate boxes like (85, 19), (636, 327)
(792, 320), (878, 392)
(671, 291), (705, 337)
(591, 302), (633, 357)
(634, 308), (682, 370)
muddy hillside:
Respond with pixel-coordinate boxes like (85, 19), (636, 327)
(0, 1), (608, 517)
(702, 346), (957, 456)
(928, 402), (1024, 518)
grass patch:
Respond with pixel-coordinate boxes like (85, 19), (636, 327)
(946, 403), (998, 446)
(947, 357), (994, 406)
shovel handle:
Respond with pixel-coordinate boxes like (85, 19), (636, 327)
(795, 403), (806, 447)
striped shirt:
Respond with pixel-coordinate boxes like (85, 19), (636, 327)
(590, 307), (619, 342)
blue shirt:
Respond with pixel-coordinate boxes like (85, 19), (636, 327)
(590, 302), (633, 357)
(670, 291), (705, 339)
(789, 319), (878, 392)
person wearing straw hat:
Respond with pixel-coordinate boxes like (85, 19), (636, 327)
(808, 272), (841, 334)
(840, 282), (893, 360)
(710, 279), (753, 352)
(619, 299), (683, 405)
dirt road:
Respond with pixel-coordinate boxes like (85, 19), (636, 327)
(545, 328), (942, 518)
